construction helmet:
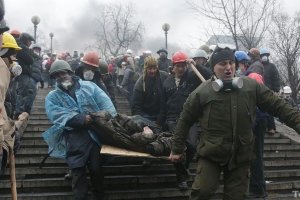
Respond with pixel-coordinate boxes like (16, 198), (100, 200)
(1, 32), (21, 50)
(19, 32), (35, 43)
(209, 45), (216, 52)
(260, 48), (270, 56)
(200, 45), (210, 54)
(0, 19), (9, 34)
(30, 43), (42, 50)
(172, 51), (188, 65)
(81, 51), (100, 67)
(49, 60), (73, 77)
(193, 49), (208, 59)
(126, 49), (133, 55)
(10, 29), (21, 38)
(248, 48), (260, 58)
(235, 51), (250, 63)
(283, 86), (292, 94)
(99, 59), (108, 74)
(157, 48), (168, 55)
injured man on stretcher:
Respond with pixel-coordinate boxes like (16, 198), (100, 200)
(89, 111), (174, 157)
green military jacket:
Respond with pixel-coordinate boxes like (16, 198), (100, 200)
(171, 77), (300, 169)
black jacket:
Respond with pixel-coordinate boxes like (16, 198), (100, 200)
(16, 42), (34, 76)
(132, 71), (169, 124)
(263, 61), (281, 92)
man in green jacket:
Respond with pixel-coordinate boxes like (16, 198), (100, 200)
(169, 46), (300, 200)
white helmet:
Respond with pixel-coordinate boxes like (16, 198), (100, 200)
(126, 49), (133, 55)
(209, 45), (216, 52)
(283, 86), (292, 94)
(193, 49), (208, 59)
(42, 54), (49, 60)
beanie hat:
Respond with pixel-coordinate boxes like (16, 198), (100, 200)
(210, 48), (235, 68)
(143, 56), (158, 91)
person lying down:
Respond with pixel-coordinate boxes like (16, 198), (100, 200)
(90, 111), (173, 156)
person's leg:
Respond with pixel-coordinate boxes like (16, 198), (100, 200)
(267, 115), (276, 135)
(87, 143), (105, 200)
(189, 158), (221, 200)
(71, 167), (88, 200)
(249, 119), (267, 197)
(223, 164), (250, 200)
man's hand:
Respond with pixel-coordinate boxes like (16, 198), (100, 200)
(85, 115), (92, 125)
(168, 151), (183, 163)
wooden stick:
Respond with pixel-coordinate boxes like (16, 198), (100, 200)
(9, 149), (17, 200)
(189, 63), (206, 83)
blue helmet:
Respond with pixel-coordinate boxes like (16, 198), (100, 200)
(235, 51), (250, 63)
(260, 48), (270, 56)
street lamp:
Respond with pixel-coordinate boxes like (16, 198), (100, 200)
(31, 15), (40, 43)
(49, 32), (54, 57)
(162, 23), (170, 50)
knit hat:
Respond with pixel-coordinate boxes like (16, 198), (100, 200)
(210, 48), (235, 68)
(143, 56), (158, 91)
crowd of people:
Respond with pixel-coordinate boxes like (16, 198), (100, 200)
(1, 1), (300, 200)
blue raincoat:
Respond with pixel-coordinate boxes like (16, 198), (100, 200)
(42, 79), (116, 163)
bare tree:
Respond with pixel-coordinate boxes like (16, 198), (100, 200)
(269, 12), (300, 101)
(186, 0), (277, 49)
(94, 3), (144, 58)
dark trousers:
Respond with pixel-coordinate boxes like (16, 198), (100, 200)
(190, 158), (249, 200)
(71, 144), (104, 200)
(166, 121), (199, 182)
(249, 119), (267, 195)
(267, 115), (276, 131)
(14, 75), (37, 118)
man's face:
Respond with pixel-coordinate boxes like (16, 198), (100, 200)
(194, 57), (207, 65)
(159, 52), (167, 58)
(146, 66), (158, 77)
(214, 59), (236, 80)
(53, 71), (72, 83)
(238, 63), (247, 73)
(173, 62), (187, 78)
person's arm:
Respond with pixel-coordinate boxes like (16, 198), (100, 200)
(121, 68), (130, 87)
(270, 64), (281, 92)
(170, 89), (202, 160)
(132, 78), (145, 115)
(65, 113), (91, 128)
(256, 82), (300, 132)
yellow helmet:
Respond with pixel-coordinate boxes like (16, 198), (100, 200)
(2, 32), (22, 50)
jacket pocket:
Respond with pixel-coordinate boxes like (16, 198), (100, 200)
(235, 135), (255, 164)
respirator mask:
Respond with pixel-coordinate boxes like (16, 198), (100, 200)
(212, 77), (243, 92)
(83, 70), (95, 81)
(10, 62), (22, 77)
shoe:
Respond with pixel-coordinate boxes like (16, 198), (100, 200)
(266, 129), (276, 135)
(177, 181), (188, 190)
(64, 170), (73, 180)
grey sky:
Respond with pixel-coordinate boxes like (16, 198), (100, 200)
(4, 0), (300, 55)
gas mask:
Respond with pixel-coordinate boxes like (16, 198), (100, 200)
(10, 62), (22, 77)
(83, 70), (95, 81)
(212, 77), (243, 92)
(261, 56), (268, 63)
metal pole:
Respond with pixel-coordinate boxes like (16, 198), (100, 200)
(165, 31), (168, 50)
(50, 37), (53, 56)
(34, 25), (37, 44)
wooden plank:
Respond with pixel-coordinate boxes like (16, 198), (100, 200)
(100, 145), (168, 160)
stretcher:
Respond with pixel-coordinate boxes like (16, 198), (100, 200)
(100, 144), (168, 159)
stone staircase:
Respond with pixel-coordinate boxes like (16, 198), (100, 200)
(1, 88), (300, 199)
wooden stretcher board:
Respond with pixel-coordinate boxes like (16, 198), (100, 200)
(100, 144), (168, 160)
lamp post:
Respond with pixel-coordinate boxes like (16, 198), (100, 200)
(49, 32), (54, 57)
(162, 23), (170, 50)
(31, 15), (40, 43)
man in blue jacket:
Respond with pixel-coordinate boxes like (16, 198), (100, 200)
(44, 60), (116, 200)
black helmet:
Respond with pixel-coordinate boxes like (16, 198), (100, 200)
(19, 32), (35, 43)
(157, 48), (168, 55)
(0, 19), (9, 34)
